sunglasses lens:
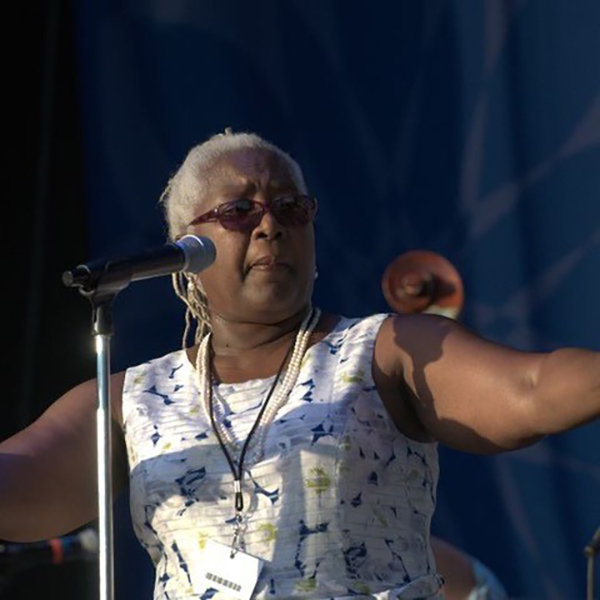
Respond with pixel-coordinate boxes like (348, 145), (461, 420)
(210, 196), (316, 231)
(272, 196), (315, 226)
(218, 199), (262, 231)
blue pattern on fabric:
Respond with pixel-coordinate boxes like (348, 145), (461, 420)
(123, 314), (443, 598)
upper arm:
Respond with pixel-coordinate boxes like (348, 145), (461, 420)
(0, 372), (128, 541)
(376, 314), (545, 453)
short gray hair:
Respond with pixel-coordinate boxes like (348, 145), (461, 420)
(160, 130), (307, 241)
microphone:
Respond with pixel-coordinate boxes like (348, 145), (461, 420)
(0, 528), (98, 569)
(62, 234), (216, 295)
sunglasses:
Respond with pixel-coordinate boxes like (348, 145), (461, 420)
(188, 194), (317, 232)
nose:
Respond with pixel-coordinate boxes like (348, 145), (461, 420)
(252, 204), (283, 240)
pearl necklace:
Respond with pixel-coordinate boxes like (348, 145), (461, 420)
(195, 307), (321, 466)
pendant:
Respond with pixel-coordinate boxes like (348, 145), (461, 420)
(231, 510), (248, 558)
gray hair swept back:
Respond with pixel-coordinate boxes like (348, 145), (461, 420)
(160, 130), (307, 241)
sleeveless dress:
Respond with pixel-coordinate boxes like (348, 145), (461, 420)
(122, 314), (443, 599)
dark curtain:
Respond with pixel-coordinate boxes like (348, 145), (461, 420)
(3, 1), (599, 598)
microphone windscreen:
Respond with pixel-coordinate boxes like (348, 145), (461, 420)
(177, 235), (216, 273)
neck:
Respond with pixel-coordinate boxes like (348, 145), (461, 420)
(208, 305), (313, 356)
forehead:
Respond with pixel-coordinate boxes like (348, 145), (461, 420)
(202, 148), (299, 207)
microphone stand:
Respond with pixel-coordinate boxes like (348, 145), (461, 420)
(62, 235), (216, 600)
(64, 267), (136, 600)
(92, 298), (115, 600)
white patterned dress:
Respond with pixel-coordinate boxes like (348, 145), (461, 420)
(122, 314), (443, 599)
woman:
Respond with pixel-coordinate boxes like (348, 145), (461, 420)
(0, 130), (597, 598)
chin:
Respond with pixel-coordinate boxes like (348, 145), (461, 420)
(243, 288), (310, 321)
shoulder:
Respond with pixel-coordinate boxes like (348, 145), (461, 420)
(124, 346), (192, 380)
(315, 312), (393, 363)
(335, 312), (391, 339)
(117, 348), (191, 424)
(120, 348), (193, 418)
(374, 312), (458, 371)
(373, 313), (447, 441)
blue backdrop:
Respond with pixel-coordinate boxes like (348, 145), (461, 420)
(73, 1), (600, 597)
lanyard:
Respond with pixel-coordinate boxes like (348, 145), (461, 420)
(206, 335), (296, 553)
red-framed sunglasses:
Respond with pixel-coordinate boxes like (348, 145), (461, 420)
(187, 194), (318, 232)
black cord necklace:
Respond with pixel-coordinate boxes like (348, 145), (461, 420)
(207, 333), (297, 515)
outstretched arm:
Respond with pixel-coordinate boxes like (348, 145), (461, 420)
(375, 313), (600, 453)
(0, 373), (128, 542)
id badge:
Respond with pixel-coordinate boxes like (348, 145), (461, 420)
(196, 539), (265, 600)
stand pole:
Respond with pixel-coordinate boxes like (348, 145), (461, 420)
(63, 254), (157, 600)
(87, 299), (117, 600)
(95, 331), (114, 600)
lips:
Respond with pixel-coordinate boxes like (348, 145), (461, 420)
(248, 255), (290, 271)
